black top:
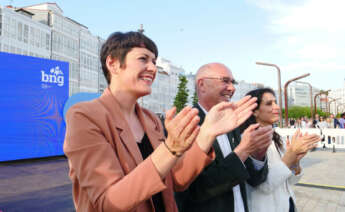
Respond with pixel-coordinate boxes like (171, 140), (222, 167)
(137, 134), (165, 212)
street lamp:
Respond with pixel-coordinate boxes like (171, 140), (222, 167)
(296, 81), (314, 119)
(256, 62), (283, 127)
(314, 90), (331, 118)
(284, 73), (310, 127)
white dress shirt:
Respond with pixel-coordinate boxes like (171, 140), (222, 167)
(199, 103), (265, 212)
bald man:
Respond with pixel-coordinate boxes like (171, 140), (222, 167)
(175, 63), (271, 212)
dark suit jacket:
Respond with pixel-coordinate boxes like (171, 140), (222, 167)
(175, 104), (268, 212)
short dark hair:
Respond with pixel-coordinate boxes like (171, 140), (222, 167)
(100, 31), (158, 84)
(239, 88), (282, 149)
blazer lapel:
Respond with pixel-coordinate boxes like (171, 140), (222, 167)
(227, 131), (236, 150)
(99, 88), (143, 165)
(195, 104), (224, 159)
(136, 104), (164, 149)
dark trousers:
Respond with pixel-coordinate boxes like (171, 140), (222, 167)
(289, 197), (295, 212)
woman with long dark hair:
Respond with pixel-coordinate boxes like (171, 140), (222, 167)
(239, 88), (320, 212)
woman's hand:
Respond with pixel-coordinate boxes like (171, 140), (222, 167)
(282, 129), (320, 168)
(151, 106), (200, 178)
(164, 106), (200, 156)
(287, 129), (320, 156)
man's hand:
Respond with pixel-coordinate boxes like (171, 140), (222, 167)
(234, 124), (273, 162)
(196, 96), (258, 153)
(201, 96), (257, 138)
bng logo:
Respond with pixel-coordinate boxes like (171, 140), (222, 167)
(41, 66), (64, 87)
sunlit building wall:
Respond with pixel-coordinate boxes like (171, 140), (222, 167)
(0, 3), (105, 96)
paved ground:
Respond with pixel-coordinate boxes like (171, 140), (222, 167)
(0, 157), (74, 212)
(0, 150), (344, 211)
(293, 149), (345, 212)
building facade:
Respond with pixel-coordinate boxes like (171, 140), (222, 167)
(287, 82), (320, 109)
(0, 3), (107, 96)
(0, 5), (51, 59)
(141, 57), (185, 113)
(0, 3), (189, 114)
(329, 86), (345, 115)
(232, 81), (264, 102)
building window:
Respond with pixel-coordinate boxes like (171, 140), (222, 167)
(46, 33), (50, 50)
(30, 26), (34, 46)
(23, 24), (28, 43)
(17, 22), (22, 41)
(0, 11), (2, 36)
(35, 28), (40, 48)
(41, 31), (45, 50)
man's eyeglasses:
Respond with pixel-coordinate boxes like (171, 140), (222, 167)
(202, 77), (238, 85)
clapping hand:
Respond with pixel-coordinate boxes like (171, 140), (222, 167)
(286, 129), (320, 161)
(201, 96), (258, 137)
(234, 124), (273, 161)
(283, 129), (320, 168)
(164, 106), (200, 156)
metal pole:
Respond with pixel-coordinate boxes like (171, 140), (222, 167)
(314, 90), (331, 117)
(283, 73), (310, 127)
(314, 93), (320, 118)
(256, 62), (283, 127)
(296, 81), (314, 119)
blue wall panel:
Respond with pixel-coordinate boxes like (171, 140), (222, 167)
(0, 52), (69, 161)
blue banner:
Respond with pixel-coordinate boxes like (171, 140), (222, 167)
(0, 52), (69, 161)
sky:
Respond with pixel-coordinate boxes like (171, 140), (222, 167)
(3, 0), (345, 90)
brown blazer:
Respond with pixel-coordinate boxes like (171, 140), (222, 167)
(64, 88), (215, 212)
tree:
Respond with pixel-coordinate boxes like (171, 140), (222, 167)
(192, 90), (198, 106)
(174, 75), (189, 112)
(282, 106), (330, 119)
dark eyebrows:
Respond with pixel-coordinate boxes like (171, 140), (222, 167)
(139, 53), (156, 64)
(263, 99), (276, 104)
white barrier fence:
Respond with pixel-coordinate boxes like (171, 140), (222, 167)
(275, 128), (345, 149)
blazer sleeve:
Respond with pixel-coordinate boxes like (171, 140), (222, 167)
(244, 157), (269, 187)
(64, 105), (167, 212)
(182, 128), (269, 202)
(236, 126), (268, 188)
(171, 142), (216, 192)
(152, 112), (216, 192)
(288, 168), (303, 185)
(179, 149), (250, 202)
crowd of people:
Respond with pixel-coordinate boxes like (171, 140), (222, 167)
(63, 31), (321, 212)
(289, 113), (345, 129)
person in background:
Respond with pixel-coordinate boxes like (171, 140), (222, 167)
(339, 113), (345, 128)
(306, 118), (314, 128)
(330, 114), (340, 128)
(295, 118), (302, 128)
(312, 114), (320, 128)
(289, 119), (296, 128)
(317, 116), (328, 129)
(239, 88), (320, 212)
(326, 117), (333, 129)
(301, 117), (307, 128)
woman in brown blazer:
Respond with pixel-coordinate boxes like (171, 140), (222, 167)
(63, 31), (257, 212)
